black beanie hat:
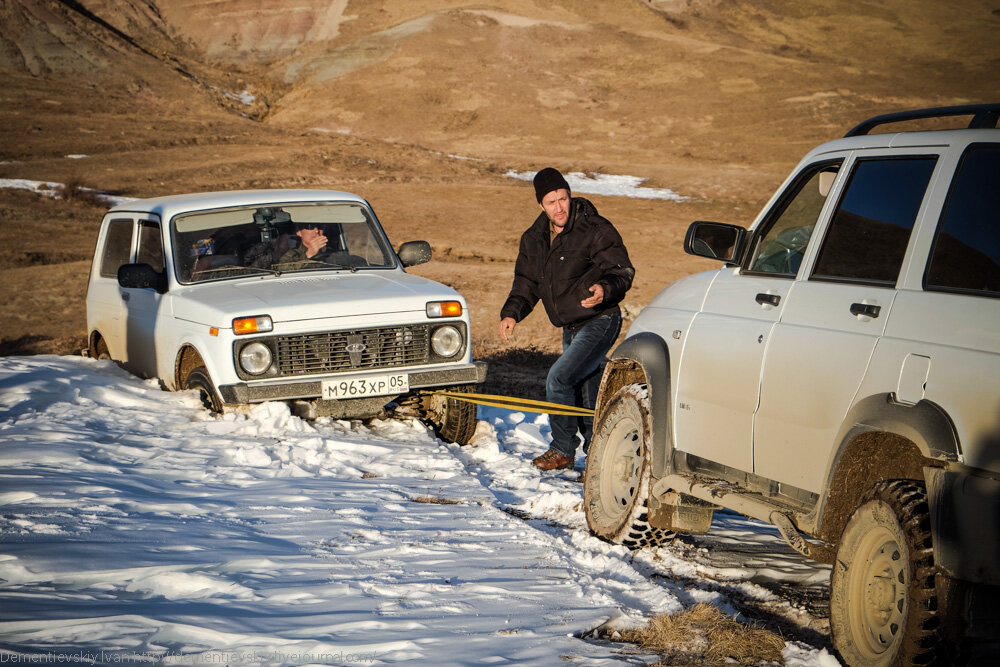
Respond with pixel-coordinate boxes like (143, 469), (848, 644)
(533, 167), (571, 203)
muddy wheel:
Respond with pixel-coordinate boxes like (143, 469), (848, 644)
(830, 480), (941, 666)
(583, 383), (675, 549)
(425, 385), (477, 445)
(94, 338), (111, 360)
(184, 365), (223, 413)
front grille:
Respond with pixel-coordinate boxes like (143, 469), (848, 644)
(274, 325), (431, 377)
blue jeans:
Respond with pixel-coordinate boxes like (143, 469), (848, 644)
(546, 307), (622, 457)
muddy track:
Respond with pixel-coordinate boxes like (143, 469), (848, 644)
(499, 505), (833, 653)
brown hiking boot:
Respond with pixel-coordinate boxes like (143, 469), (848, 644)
(532, 448), (575, 471)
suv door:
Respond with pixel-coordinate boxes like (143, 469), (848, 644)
(122, 218), (166, 379)
(753, 154), (940, 493)
(674, 160), (841, 470)
(87, 216), (136, 359)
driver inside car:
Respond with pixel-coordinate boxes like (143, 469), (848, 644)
(276, 221), (334, 268)
(277, 221), (368, 270)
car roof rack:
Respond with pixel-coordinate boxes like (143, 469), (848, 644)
(845, 103), (1000, 137)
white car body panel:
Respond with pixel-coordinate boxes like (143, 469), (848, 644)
(170, 272), (458, 327)
(598, 110), (1000, 653)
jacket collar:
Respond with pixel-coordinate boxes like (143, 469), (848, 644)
(529, 197), (596, 238)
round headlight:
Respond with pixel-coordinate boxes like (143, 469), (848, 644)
(431, 325), (462, 358)
(239, 342), (272, 375)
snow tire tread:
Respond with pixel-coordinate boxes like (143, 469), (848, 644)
(584, 384), (675, 550)
(832, 479), (942, 666)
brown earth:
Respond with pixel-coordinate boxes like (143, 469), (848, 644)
(1, 0), (997, 375)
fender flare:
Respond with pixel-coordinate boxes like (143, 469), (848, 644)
(814, 393), (960, 539)
(828, 394), (960, 470)
(604, 332), (674, 478)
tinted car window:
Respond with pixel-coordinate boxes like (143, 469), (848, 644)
(746, 161), (842, 276)
(99, 219), (133, 278)
(812, 157), (936, 285)
(926, 144), (1000, 296)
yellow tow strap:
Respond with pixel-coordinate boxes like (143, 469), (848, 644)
(428, 390), (594, 417)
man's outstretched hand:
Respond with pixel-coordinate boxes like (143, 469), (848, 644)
(499, 317), (517, 342)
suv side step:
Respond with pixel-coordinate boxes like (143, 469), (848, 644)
(652, 473), (835, 564)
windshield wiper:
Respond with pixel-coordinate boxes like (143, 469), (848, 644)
(272, 259), (360, 273)
(192, 265), (283, 279)
(312, 260), (359, 273)
(241, 265), (283, 277)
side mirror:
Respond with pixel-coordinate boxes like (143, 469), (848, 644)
(683, 221), (747, 264)
(397, 240), (432, 268)
(118, 263), (167, 293)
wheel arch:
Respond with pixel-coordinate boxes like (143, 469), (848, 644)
(597, 332), (674, 478)
(816, 393), (960, 543)
(174, 344), (207, 392)
(88, 330), (109, 358)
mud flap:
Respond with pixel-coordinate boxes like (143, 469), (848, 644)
(648, 490), (715, 533)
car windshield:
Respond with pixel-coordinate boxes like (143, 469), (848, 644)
(172, 202), (395, 283)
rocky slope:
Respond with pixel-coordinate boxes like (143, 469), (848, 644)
(1, 0), (997, 356)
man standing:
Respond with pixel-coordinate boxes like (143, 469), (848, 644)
(499, 168), (634, 470)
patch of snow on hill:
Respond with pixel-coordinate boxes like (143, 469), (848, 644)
(506, 170), (689, 201)
(0, 179), (135, 206)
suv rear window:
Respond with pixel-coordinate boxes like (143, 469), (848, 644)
(925, 144), (1000, 297)
(812, 157), (937, 285)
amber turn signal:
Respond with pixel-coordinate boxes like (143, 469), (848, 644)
(426, 301), (462, 318)
(232, 315), (273, 335)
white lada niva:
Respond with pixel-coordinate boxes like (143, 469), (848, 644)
(86, 189), (485, 444)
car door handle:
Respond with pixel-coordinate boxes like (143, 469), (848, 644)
(755, 293), (781, 307)
(120, 292), (130, 302)
(850, 302), (881, 318)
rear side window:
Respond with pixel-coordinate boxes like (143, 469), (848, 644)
(925, 144), (1000, 297)
(812, 157), (937, 285)
(99, 219), (133, 278)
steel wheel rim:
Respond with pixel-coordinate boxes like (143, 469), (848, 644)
(597, 415), (643, 521)
(848, 524), (907, 657)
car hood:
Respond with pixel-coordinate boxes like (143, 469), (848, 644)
(170, 271), (461, 326)
(643, 269), (720, 311)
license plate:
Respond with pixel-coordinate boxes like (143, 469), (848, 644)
(321, 373), (409, 400)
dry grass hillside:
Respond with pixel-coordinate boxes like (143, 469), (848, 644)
(1, 0), (997, 370)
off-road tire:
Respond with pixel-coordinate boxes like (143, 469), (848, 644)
(184, 365), (223, 414)
(583, 383), (675, 549)
(830, 480), (941, 666)
(93, 337), (111, 360)
(426, 385), (478, 445)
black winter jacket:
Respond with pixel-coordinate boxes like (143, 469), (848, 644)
(501, 197), (634, 328)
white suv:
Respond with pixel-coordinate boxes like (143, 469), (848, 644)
(582, 104), (999, 665)
(86, 190), (485, 443)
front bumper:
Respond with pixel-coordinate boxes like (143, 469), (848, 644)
(217, 361), (487, 404)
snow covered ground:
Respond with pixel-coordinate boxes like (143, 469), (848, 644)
(0, 178), (135, 207)
(0, 356), (838, 666)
